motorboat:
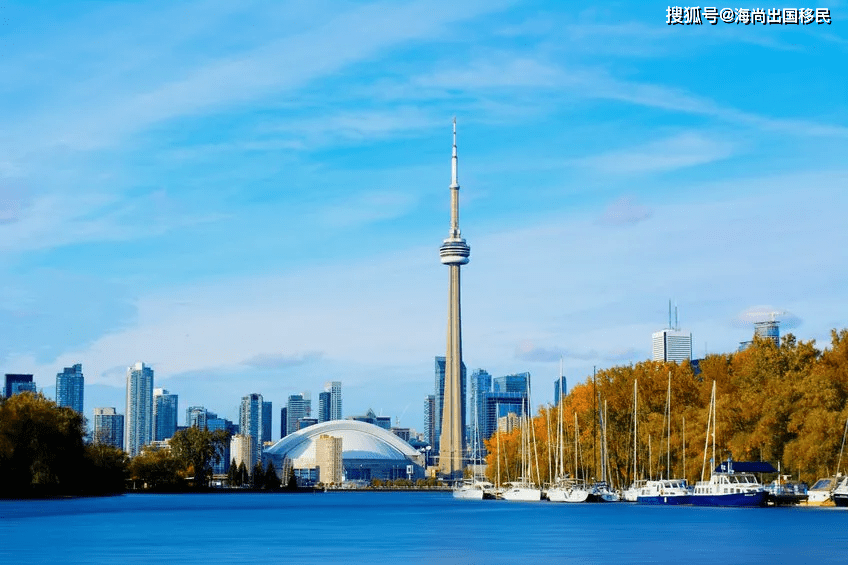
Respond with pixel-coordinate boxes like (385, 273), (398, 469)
(691, 459), (767, 507)
(832, 476), (848, 507)
(803, 475), (840, 506)
(636, 479), (692, 505)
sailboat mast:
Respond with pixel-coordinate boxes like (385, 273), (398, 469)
(593, 366), (597, 480)
(633, 379), (638, 483)
(667, 371), (672, 479)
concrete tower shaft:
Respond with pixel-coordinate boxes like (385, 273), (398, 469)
(438, 119), (470, 478)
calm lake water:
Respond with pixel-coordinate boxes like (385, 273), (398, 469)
(2, 491), (847, 564)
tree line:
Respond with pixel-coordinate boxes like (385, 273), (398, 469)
(0, 392), (285, 497)
(485, 329), (848, 487)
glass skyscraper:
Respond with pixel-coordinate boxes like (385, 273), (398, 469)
(153, 388), (178, 441)
(93, 407), (124, 449)
(125, 362), (154, 457)
(285, 393), (311, 438)
(469, 369), (491, 458)
(56, 364), (84, 414)
(239, 393), (265, 468)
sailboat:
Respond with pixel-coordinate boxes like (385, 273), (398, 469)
(588, 399), (620, 502)
(621, 379), (644, 502)
(637, 372), (692, 505)
(548, 412), (590, 502)
(502, 379), (542, 502)
(690, 381), (767, 507)
(452, 408), (490, 500)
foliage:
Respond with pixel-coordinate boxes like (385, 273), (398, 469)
(261, 461), (280, 490)
(485, 330), (848, 486)
(128, 447), (183, 490)
(169, 426), (230, 488)
(0, 392), (127, 497)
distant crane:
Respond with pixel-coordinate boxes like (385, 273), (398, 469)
(736, 306), (800, 349)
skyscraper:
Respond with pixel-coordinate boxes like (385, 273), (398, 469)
(286, 393), (311, 438)
(186, 405), (209, 429)
(493, 373), (530, 394)
(424, 394), (436, 447)
(4, 374), (34, 398)
(239, 393), (265, 468)
(318, 391), (331, 423)
(153, 388), (178, 441)
(325, 381), (342, 421)
(280, 407), (288, 437)
(93, 407), (124, 449)
(55, 364), (84, 414)
(433, 356), (466, 456)
(262, 401), (272, 444)
(438, 119), (471, 478)
(469, 369), (491, 458)
(652, 302), (693, 363)
(125, 362), (154, 457)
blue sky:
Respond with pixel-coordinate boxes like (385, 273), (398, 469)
(1, 1), (846, 436)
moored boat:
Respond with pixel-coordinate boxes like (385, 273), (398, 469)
(502, 479), (542, 502)
(547, 479), (590, 503)
(636, 479), (692, 505)
(691, 459), (768, 507)
(803, 476), (840, 506)
(765, 475), (808, 506)
(832, 477), (848, 507)
(452, 479), (490, 500)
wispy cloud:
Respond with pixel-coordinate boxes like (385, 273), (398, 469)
(600, 196), (653, 226)
(579, 133), (736, 175)
(241, 351), (324, 370)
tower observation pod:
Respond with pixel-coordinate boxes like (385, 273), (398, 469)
(438, 119), (470, 479)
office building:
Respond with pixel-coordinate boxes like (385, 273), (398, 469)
(434, 356), (466, 457)
(652, 329), (693, 363)
(316, 434), (343, 484)
(230, 434), (254, 472)
(469, 369), (491, 459)
(318, 391), (331, 423)
(297, 417), (318, 431)
(4, 374), (35, 398)
(482, 391), (529, 442)
(424, 395), (436, 446)
(206, 414), (234, 474)
(349, 408), (391, 430)
(493, 372), (530, 395)
(262, 401), (272, 444)
(153, 388), (178, 441)
(554, 375), (567, 406)
(55, 364), (84, 414)
(280, 407), (287, 438)
(93, 407), (124, 449)
(286, 393), (311, 438)
(125, 362), (154, 457)
(239, 393), (265, 468)
(186, 405), (209, 429)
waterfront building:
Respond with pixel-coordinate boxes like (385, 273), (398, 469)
(316, 434), (343, 484)
(55, 364), (84, 414)
(206, 414), (233, 474)
(437, 119), (471, 478)
(125, 362), (154, 457)
(153, 388), (178, 441)
(239, 393), (265, 468)
(230, 434), (254, 472)
(433, 356), (466, 457)
(263, 420), (425, 483)
(286, 393), (311, 438)
(4, 374), (35, 398)
(93, 407), (124, 449)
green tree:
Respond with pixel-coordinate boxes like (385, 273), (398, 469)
(82, 442), (129, 494)
(237, 461), (248, 486)
(0, 392), (87, 496)
(227, 458), (239, 487)
(251, 461), (264, 488)
(128, 447), (183, 490)
(169, 427), (229, 488)
(262, 461), (279, 490)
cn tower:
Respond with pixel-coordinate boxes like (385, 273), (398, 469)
(438, 118), (470, 478)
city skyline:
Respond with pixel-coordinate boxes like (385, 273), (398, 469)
(1, 2), (846, 434)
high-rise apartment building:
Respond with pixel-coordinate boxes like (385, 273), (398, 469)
(186, 405), (208, 429)
(125, 362), (154, 457)
(93, 407), (124, 449)
(4, 374), (35, 398)
(316, 434), (343, 485)
(153, 388), (178, 441)
(325, 381), (342, 420)
(434, 356), (466, 456)
(239, 393), (264, 468)
(56, 364), (84, 414)
(230, 434), (254, 472)
(286, 393), (311, 438)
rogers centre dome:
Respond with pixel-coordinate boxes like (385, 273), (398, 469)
(262, 420), (425, 482)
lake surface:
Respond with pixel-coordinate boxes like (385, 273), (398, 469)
(2, 492), (847, 564)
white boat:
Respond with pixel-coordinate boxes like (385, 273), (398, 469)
(502, 479), (542, 501)
(832, 476), (848, 507)
(622, 480), (646, 502)
(636, 479), (692, 505)
(452, 479), (490, 500)
(804, 476), (840, 506)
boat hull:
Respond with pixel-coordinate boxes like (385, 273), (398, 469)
(502, 487), (542, 502)
(452, 488), (484, 500)
(690, 491), (767, 507)
(637, 495), (691, 505)
(833, 493), (848, 507)
(547, 487), (590, 503)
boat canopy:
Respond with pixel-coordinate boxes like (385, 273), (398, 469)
(714, 461), (778, 474)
